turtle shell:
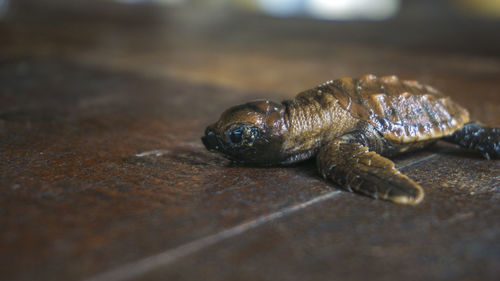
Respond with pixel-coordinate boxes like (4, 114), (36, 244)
(317, 74), (470, 143)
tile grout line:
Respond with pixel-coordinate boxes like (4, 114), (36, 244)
(398, 153), (439, 170)
(83, 153), (439, 281)
(83, 190), (343, 281)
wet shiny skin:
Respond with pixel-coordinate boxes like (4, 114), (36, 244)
(203, 75), (497, 204)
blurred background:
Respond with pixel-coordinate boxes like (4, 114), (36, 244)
(2, 0), (500, 98)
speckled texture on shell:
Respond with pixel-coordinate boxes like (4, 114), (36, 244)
(307, 74), (470, 143)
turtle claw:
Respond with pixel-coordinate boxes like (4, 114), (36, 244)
(482, 152), (491, 160)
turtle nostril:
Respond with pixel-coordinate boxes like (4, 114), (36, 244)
(202, 127), (219, 150)
(205, 127), (215, 136)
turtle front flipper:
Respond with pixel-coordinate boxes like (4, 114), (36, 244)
(444, 122), (500, 160)
(317, 134), (424, 205)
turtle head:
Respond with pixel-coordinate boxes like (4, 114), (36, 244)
(202, 100), (287, 165)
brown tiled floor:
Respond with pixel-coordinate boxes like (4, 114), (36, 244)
(1, 3), (500, 281)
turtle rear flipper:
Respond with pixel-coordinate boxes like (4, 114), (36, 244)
(317, 133), (424, 205)
(444, 122), (500, 160)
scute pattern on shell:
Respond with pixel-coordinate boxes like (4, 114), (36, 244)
(312, 74), (470, 143)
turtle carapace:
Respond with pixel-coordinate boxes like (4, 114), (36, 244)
(202, 75), (500, 205)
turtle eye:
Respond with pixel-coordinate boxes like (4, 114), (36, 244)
(229, 128), (243, 144)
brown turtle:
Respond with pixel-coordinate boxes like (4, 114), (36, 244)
(202, 74), (499, 205)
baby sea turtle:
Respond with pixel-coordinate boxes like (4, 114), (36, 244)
(202, 75), (499, 205)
